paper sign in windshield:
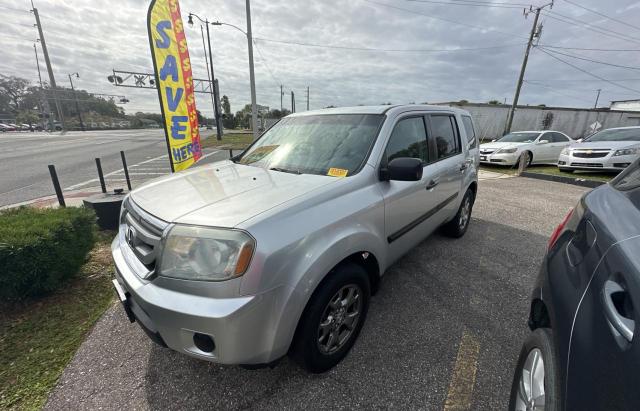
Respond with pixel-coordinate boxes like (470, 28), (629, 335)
(327, 168), (349, 178)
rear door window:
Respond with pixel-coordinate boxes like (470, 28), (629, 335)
(430, 115), (461, 160)
(461, 116), (477, 149)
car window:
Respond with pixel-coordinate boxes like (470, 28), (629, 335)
(549, 132), (568, 143)
(431, 115), (460, 160)
(386, 117), (429, 163)
(612, 160), (640, 191)
(461, 116), (476, 149)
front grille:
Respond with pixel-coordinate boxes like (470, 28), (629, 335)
(121, 198), (168, 276)
(570, 162), (603, 168)
(572, 150), (609, 158)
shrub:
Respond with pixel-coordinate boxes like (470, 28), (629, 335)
(0, 207), (96, 300)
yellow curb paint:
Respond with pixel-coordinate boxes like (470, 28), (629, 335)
(443, 331), (481, 411)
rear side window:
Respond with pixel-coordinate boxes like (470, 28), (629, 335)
(386, 117), (429, 162)
(551, 132), (569, 143)
(461, 116), (477, 149)
(431, 115), (460, 160)
(612, 160), (640, 191)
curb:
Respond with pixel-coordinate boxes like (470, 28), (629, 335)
(0, 189), (101, 210)
(520, 171), (605, 188)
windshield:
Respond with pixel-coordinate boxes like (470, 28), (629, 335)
(585, 128), (640, 142)
(237, 114), (384, 176)
(498, 132), (540, 143)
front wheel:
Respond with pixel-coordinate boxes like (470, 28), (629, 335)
(442, 188), (474, 238)
(290, 263), (370, 373)
(509, 328), (561, 411)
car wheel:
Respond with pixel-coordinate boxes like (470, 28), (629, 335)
(442, 188), (474, 238)
(509, 328), (561, 411)
(516, 151), (532, 168)
(290, 262), (370, 373)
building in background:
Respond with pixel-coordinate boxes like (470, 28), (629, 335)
(610, 99), (640, 112)
(438, 102), (640, 140)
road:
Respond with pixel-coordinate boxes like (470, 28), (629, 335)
(44, 176), (589, 410)
(0, 130), (227, 207)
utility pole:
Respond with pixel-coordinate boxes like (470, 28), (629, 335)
(306, 86), (310, 111)
(68, 73), (85, 131)
(31, 1), (65, 131)
(246, 0), (259, 140)
(280, 84), (283, 111)
(594, 89), (601, 108)
(200, 25), (218, 133)
(34, 43), (52, 130)
(504, 1), (553, 135)
(291, 91), (296, 113)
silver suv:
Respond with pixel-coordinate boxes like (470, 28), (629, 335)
(112, 105), (479, 372)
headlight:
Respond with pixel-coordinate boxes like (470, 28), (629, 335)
(158, 225), (255, 281)
(561, 148), (569, 156)
(497, 147), (518, 154)
(613, 148), (639, 156)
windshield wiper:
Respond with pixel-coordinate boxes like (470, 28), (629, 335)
(269, 166), (301, 175)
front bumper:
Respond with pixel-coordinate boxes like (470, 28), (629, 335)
(479, 151), (519, 165)
(111, 237), (295, 365)
(558, 153), (638, 171)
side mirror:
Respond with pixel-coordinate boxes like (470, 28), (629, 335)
(491, 139), (497, 142)
(384, 158), (423, 181)
(576, 138), (583, 143)
(537, 139), (549, 144)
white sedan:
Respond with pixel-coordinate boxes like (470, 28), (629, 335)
(479, 130), (573, 167)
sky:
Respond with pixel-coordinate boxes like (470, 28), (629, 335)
(2, 0), (640, 116)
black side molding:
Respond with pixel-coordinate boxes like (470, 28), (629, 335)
(387, 193), (458, 243)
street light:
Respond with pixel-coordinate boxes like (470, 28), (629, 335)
(67, 72), (85, 131)
(188, 12), (223, 141)
(211, 1), (258, 140)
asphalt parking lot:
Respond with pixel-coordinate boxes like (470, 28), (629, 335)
(45, 176), (589, 410)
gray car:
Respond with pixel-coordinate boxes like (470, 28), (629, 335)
(111, 104), (479, 372)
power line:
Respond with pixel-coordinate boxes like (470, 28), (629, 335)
(522, 80), (595, 104)
(539, 44), (640, 52)
(561, 0), (640, 32)
(542, 10), (640, 45)
(404, 0), (525, 9)
(251, 39), (282, 89)
(538, 46), (640, 71)
(536, 47), (640, 94)
(254, 36), (524, 52)
(0, 4), (30, 13)
(524, 80), (640, 96)
(526, 78), (640, 82)
(363, 0), (528, 39)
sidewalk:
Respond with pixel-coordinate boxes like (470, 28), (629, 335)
(0, 189), (102, 210)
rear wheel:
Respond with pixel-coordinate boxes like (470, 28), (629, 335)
(442, 188), (474, 238)
(509, 328), (561, 411)
(290, 262), (370, 373)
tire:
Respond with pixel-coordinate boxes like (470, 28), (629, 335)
(290, 262), (370, 373)
(442, 188), (474, 238)
(516, 151), (533, 168)
(509, 328), (561, 411)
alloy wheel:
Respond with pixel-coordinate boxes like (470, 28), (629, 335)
(317, 284), (363, 355)
(515, 348), (546, 411)
(459, 195), (471, 230)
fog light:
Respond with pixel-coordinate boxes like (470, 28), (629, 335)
(193, 333), (215, 353)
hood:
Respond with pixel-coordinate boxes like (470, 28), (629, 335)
(130, 161), (337, 227)
(480, 141), (529, 150)
(570, 140), (640, 150)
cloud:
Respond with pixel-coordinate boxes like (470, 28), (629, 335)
(1, 0), (640, 115)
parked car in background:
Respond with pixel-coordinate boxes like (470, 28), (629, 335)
(558, 126), (640, 173)
(480, 130), (572, 167)
(0, 123), (16, 132)
(509, 158), (640, 410)
(112, 105), (479, 373)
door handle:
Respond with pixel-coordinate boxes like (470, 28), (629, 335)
(459, 162), (468, 171)
(601, 280), (635, 342)
(426, 180), (439, 190)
